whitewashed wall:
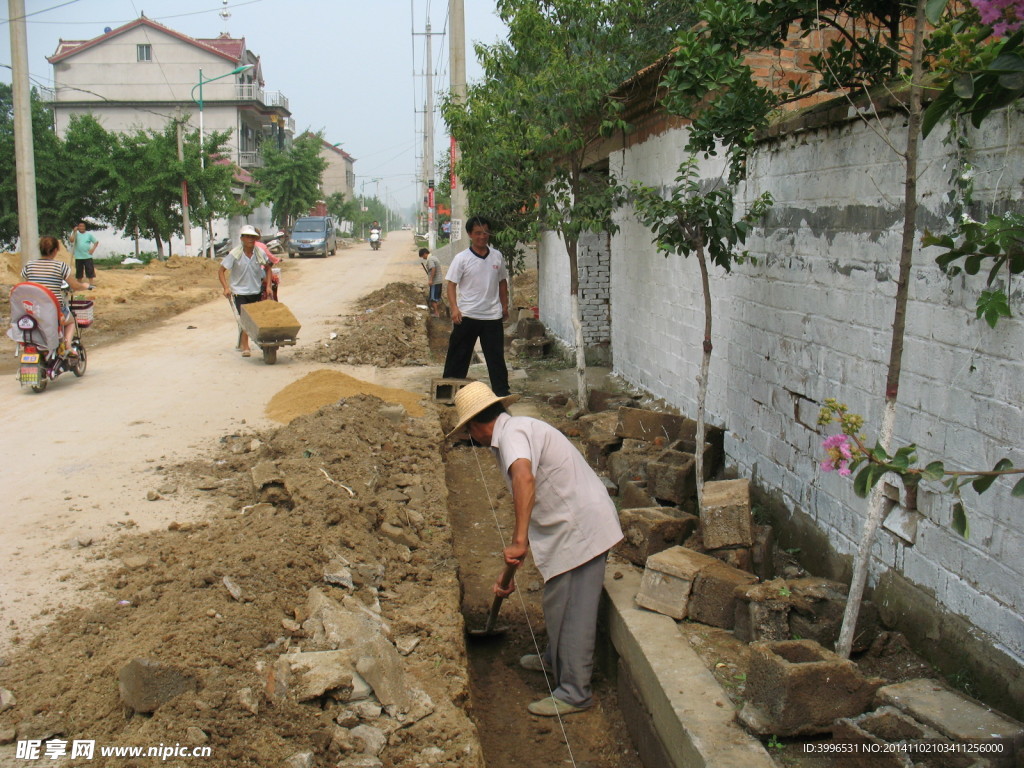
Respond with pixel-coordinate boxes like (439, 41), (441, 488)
(540, 107), (1024, 670)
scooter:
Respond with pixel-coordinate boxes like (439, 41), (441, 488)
(265, 230), (286, 255)
(369, 228), (381, 251)
(7, 282), (88, 393)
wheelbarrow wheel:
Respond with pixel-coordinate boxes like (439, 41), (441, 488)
(262, 346), (278, 365)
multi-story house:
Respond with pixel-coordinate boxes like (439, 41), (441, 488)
(319, 140), (356, 203)
(45, 15), (293, 171)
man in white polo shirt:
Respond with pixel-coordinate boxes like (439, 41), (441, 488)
(442, 215), (510, 395)
(449, 382), (623, 717)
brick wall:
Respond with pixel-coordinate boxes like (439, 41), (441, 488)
(552, 106), (1024, 677)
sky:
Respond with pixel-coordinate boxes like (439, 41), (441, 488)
(0, 0), (509, 211)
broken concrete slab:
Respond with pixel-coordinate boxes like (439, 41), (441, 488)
(577, 410), (623, 469)
(355, 635), (413, 716)
(617, 508), (699, 568)
(878, 679), (1023, 766)
(265, 650), (352, 702)
(635, 546), (720, 619)
(700, 479), (753, 550)
(739, 639), (883, 736)
(118, 658), (198, 713)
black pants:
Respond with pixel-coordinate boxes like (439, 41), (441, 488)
(443, 316), (509, 396)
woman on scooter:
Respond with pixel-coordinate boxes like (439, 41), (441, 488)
(20, 236), (91, 354)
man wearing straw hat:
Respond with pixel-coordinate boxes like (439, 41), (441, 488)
(449, 381), (623, 717)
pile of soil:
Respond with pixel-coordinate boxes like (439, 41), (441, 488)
(0, 394), (480, 767)
(300, 283), (432, 368)
(1, 251), (223, 349)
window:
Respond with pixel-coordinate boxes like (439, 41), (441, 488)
(137, 44), (151, 62)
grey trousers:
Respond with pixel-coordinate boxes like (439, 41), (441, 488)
(541, 551), (608, 708)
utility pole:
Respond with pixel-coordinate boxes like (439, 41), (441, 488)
(448, 0), (468, 250)
(423, 23), (436, 251)
(9, 0), (39, 267)
(176, 114), (194, 256)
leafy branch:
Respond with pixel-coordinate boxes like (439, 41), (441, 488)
(818, 399), (1024, 510)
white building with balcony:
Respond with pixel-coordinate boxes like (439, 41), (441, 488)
(45, 15), (293, 255)
(47, 15), (293, 170)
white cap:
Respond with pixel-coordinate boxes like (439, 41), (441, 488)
(239, 224), (259, 237)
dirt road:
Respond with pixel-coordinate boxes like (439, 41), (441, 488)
(0, 231), (433, 652)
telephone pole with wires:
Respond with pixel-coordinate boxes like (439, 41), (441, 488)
(412, 6), (444, 249)
(8, 0), (39, 266)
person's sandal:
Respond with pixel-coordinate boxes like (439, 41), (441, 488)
(241, 350), (251, 357)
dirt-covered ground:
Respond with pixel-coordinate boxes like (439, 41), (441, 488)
(0, 252), (959, 768)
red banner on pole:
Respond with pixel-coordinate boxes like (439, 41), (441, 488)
(450, 136), (457, 190)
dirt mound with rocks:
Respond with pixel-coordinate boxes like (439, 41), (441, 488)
(300, 283), (432, 368)
(0, 394), (481, 767)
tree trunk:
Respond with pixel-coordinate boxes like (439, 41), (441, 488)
(835, 0), (926, 659)
(694, 239), (713, 511)
(565, 234), (588, 411)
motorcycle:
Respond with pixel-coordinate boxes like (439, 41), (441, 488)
(7, 282), (89, 393)
(265, 229), (286, 255)
(369, 228), (381, 251)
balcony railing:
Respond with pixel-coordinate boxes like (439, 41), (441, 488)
(237, 151), (264, 169)
(234, 84), (289, 113)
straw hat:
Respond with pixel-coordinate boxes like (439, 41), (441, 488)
(239, 224), (259, 237)
(448, 381), (519, 438)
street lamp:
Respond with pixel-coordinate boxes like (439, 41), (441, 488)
(190, 64), (253, 257)
(190, 64), (253, 169)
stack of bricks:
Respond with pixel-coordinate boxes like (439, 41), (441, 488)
(578, 234), (610, 346)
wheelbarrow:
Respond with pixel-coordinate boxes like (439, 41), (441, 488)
(229, 298), (300, 365)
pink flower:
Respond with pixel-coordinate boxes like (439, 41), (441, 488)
(971, 0), (1024, 35)
(821, 434), (855, 475)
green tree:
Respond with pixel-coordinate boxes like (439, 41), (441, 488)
(252, 132), (328, 230)
(107, 122), (233, 256)
(445, 0), (697, 409)
(0, 84), (71, 249)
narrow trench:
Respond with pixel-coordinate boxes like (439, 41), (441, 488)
(427, 316), (644, 768)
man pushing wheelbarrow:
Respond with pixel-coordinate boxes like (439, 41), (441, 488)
(218, 225), (272, 358)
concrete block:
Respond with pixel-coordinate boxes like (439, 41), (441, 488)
(619, 480), (657, 510)
(788, 577), (880, 653)
(431, 377), (473, 404)
(733, 579), (794, 644)
(510, 337), (551, 358)
(617, 508), (700, 567)
(832, 706), (989, 768)
(687, 561), (758, 629)
(710, 546), (753, 573)
(648, 449), (697, 504)
(878, 679), (1024, 767)
(667, 438), (722, 480)
(615, 407), (725, 453)
(607, 447), (653, 486)
(751, 525), (775, 581)
(118, 658), (198, 713)
(738, 640), (884, 736)
(515, 317), (547, 339)
(636, 546), (719, 619)
(578, 410), (623, 469)
(700, 479), (754, 550)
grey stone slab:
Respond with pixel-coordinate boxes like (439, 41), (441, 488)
(605, 566), (774, 768)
